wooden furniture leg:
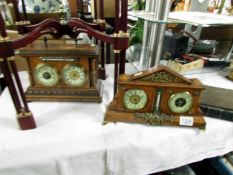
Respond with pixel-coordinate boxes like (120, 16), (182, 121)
(94, 0), (97, 19)
(99, 0), (104, 20)
(8, 57), (36, 129)
(115, 0), (120, 33)
(113, 0), (128, 94)
(106, 43), (111, 64)
(119, 0), (128, 75)
(100, 41), (106, 79)
(0, 58), (36, 130)
(114, 51), (119, 95)
(20, 0), (28, 21)
(12, 0), (21, 22)
(0, 13), (7, 38)
(0, 38), (36, 130)
(119, 49), (126, 74)
(8, 58), (30, 112)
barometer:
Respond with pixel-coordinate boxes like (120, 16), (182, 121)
(18, 41), (102, 102)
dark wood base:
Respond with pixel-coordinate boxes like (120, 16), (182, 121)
(26, 81), (103, 103)
(17, 113), (37, 130)
(104, 110), (206, 129)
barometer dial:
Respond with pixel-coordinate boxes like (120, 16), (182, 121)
(62, 64), (86, 87)
(168, 92), (193, 113)
(34, 64), (59, 86)
(123, 89), (148, 110)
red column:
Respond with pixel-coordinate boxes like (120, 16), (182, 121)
(0, 13), (7, 38)
(119, 0), (128, 74)
(94, 0), (97, 19)
(115, 0), (120, 33)
(21, 0), (28, 21)
(99, 0), (104, 20)
(12, 0), (21, 22)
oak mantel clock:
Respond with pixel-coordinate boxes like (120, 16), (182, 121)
(18, 41), (102, 102)
(105, 65), (206, 128)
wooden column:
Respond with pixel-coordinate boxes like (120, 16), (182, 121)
(94, 0), (97, 19)
(106, 43), (111, 63)
(0, 13), (7, 38)
(0, 40), (36, 130)
(119, 0), (128, 74)
(21, 0), (28, 21)
(8, 58), (29, 112)
(112, 0), (129, 94)
(99, 0), (104, 20)
(115, 0), (120, 33)
(101, 41), (105, 70)
(114, 51), (119, 94)
(12, 0), (21, 22)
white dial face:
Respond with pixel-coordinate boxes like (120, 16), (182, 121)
(34, 64), (59, 86)
(168, 92), (193, 113)
(123, 89), (148, 110)
(62, 64), (86, 87)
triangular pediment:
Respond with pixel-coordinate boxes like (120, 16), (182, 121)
(130, 65), (192, 84)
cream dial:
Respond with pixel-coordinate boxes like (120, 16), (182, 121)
(34, 64), (59, 86)
(62, 64), (86, 87)
(123, 89), (148, 110)
(168, 92), (193, 113)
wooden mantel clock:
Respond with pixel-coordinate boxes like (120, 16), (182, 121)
(18, 41), (102, 102)
(105, 65), (206, 128)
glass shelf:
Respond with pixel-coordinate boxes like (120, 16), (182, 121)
(128, 11), (233, 27)
(128, 11), (183, 24)
(127, 10), (233, 73)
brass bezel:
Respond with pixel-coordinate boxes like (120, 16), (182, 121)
(61, 64), (88, 87)
(123, 89), (148, 110)
(168, 92), (193, 114)
(34, 63), (59, 87)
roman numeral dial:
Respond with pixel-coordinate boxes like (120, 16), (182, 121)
(123, 89), (148, 110)
(62, 64), (86, 87)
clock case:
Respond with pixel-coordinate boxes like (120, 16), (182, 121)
(105, 66), (206, 128)
(18, 41), (102, 102)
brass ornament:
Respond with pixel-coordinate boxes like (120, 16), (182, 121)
(17, 111), (32, 118)
(134, 112), (175, 125)
(141, 71), (184, 83)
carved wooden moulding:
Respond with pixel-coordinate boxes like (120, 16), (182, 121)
(105, 65), (206, 128)
(18, 42), (102, 102)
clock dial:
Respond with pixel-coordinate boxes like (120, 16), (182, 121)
(34, 64), (59, 86)
(168, 92), (193, 113)
(123, 89), (148, 110)
(62, 64), (86, 87)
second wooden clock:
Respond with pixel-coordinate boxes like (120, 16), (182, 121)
(105, 65), (206, 128)
(18, 41), (102, 102)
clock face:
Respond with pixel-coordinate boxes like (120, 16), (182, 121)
(168, 92), (193, 113)
(62, 64), (86, 87)
(123, 89), (148, 110)
(34, 64), (59, 86)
